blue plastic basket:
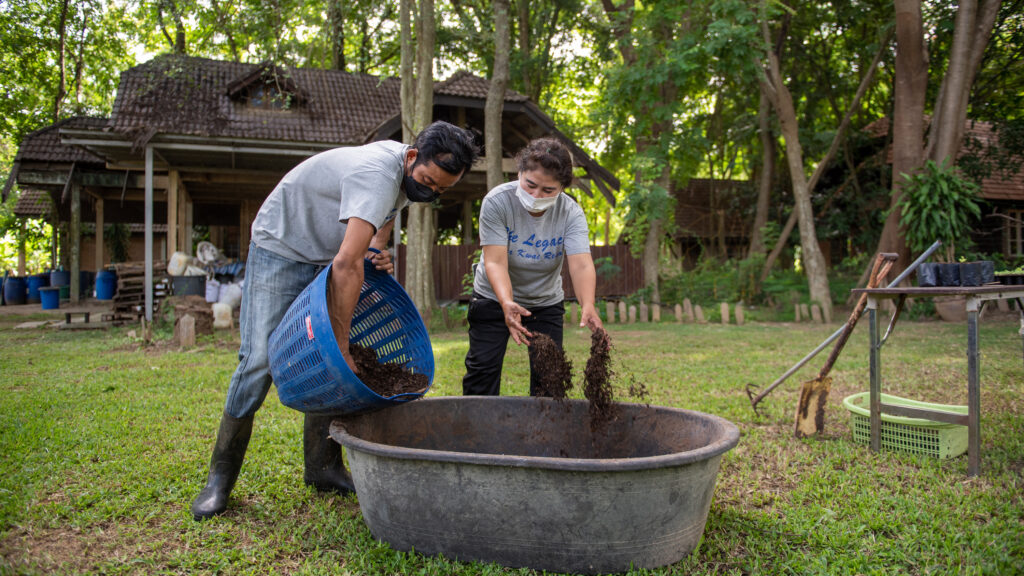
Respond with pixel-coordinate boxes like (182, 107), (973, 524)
(268, 259), (433, 415)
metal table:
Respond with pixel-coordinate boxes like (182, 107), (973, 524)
(851, 286), (1024, 476)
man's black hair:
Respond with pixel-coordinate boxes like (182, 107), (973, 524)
(412, 121), (480, 176)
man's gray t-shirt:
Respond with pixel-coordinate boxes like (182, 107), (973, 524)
(473, 181), (591, 308)
(251, 140), (410, 265)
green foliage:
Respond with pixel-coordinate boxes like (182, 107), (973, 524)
(461, 249), (481, 297)
(659, 254), (765, 306)
(594, 256), (621, 281)
(0, 190), (52, 275)
(103, 223), (131, 264)
(896, 160), (983, 262)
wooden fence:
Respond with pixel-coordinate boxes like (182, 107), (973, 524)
(396, 243), (644, 302)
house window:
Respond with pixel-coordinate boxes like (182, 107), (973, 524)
(1007, 209), (1024, 257)
(245, 84), (292, 110)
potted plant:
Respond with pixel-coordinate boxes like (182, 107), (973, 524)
(896, 160), (983, 320)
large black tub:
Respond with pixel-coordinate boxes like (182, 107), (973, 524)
(329, 396), (739, 574)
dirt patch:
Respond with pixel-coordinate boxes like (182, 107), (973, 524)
(350, 343), (429, 397)
(530, 333), (574, 399)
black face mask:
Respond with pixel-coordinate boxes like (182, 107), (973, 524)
(403, 172), (440, 203)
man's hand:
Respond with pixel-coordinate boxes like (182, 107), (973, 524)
(501, 300), (534, 345)
(368, 248), (393, 273)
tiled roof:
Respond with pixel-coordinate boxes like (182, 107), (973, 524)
(862, 117), (1024, 202)
(13, 189), (53, 217)
(109, 55), (402, 146)
(434, 70), (529, 102)
(14, 117), (108, 164)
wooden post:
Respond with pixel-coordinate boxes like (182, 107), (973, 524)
(735, 303), (745, 325)
(683, 298), (694, 322)
(800, 303), (811, 321)
(168, 170), (179, 255)
(651, 304), (661, 322)
(795, 303), (802, 322)
(618, 301), (627, 324)
(94, 197), (104, 271)
(175, 314), (196, 348)
(720, 302), (730, 325)
(606, 301), (616, 324)
(811, 304), (823, 323)
(70, 180), (81, 304)
(462, 200), (474, 244)
(628, 305), (637, 323)
(639, 302), (648, 323)
(674, 303), (683, 323)
(694, 305), (705, 324)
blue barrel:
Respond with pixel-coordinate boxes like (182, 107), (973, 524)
(4, 276), (27, 305)
(96, 270), (117, 300)
(26, 274), (49, 304)
(50, 269), (70, 287)
(40, 286), (60, 310)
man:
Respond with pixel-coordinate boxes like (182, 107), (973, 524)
(191, 121), (479, 520)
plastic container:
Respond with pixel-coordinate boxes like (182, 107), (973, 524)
(26, 274), (49, 303)
(40, 286), (61, 310)
(95, 270), (118, 300)
(218, 282), (243, 309)
(50, 269), (70, 287)
(4, 276), (27, 305)
(843, 392), (968, 459)
(170, 275), (206, 296)
(268, 260), (433, 415)
(205, 278), (221, 303)
(212, 302), (233, 328)
(168, 252), (191, 276)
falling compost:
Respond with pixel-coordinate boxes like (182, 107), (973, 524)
(349, 343), (429, 397)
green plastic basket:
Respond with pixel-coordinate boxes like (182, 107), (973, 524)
(842, 392), (968, 459)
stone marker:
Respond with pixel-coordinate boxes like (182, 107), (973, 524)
(628, 305), (637, 323)
(794, 303), (802, 322)
(683, 298), (694, 322)
(570, 302), (579, 326)
(175, 314), (196, 348)
(810, 304), (823, 324)
(652, 304), (661, 323)
(606, 301), (616, 324)
(639, 302), (648, 323)
(800, 303), (810, 321)
(618, 301), (628, 324)
(720, 302), (730, 325)
(735, 304), (745, 325)
(694, 304), (706, 324)
(820, 301), (832, 323)
(674, 304), (683, 323)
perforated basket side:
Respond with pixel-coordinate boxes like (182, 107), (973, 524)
(844, 392), (968, 459)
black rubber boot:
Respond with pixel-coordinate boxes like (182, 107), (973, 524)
(190, 412), (254, 521)
(303, 414), (355, 495)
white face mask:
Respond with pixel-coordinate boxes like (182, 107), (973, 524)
(516, 184), (559, 213)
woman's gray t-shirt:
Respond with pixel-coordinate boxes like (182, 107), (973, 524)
(251, 140), (410, 265)
(473, 181), (591, 308)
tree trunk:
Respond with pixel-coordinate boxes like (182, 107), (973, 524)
(328, 0), (346, 71)
(54, 0), (70, 121)
(485, 0), (510, 191)
(517, 0), (531, 102)
(748, 87), (774, 256)
(406, 0), (437, 321)
(763, 47), (833, 320)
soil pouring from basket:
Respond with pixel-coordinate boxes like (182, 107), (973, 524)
(349, 343), (428, 397)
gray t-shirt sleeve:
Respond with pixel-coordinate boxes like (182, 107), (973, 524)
(563, 204), (591, 255)
(478, 194), (510, 246)
(338, 168), (403, 231)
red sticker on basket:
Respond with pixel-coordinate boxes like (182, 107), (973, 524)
(305, 316), (314, 340)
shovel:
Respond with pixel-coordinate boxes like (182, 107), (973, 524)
(794, 252), (898, 438)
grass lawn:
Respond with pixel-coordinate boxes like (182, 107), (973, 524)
(1, 309), (1022, 575)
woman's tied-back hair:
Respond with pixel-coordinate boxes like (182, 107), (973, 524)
(413, 121), (481, 177)
(515, 137), (574, 189)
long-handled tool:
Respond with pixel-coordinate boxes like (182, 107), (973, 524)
(746, 240), (943, 415)
(794, 252), (897, 438)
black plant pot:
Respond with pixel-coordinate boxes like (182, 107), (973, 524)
(959, 262), (983, 287)
(979, 261), (995, 284)
(939, 263), (961, 287)
(917, 262), (941, 287)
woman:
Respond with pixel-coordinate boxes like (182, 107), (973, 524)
(462, 137), (604, 397)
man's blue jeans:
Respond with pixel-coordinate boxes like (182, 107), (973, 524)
(224, 243), (324, 418)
